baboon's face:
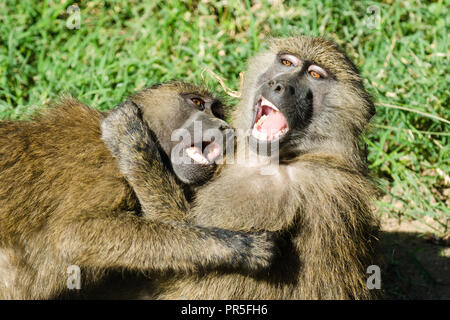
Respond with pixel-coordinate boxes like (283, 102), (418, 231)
(237, 36), (375, 154)
(133, 83), (233, 184)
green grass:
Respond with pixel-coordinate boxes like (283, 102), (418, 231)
(0, 0), (448, 235)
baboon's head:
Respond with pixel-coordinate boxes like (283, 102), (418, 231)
(232, 36), (375, 160)
(131, 82), (233, 184)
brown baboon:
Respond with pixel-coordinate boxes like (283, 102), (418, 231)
(0, 82), (275, 300)
(102, 36), (381, 299)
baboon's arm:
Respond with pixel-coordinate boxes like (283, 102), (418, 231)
(56, 210), (274, 273)
(100, 104), (275, 272)
(101, 102), (188, 221)
(100, 103), (294, 232)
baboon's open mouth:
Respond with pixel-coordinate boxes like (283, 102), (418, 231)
(251, 97), (289, 141)
(185, 141), (221, 165)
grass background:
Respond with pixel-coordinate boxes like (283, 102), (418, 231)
(0, 0), (448, 297)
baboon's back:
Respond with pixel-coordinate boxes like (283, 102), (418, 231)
(0, 100), (136, 244)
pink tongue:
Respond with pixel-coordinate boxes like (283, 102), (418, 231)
(258, 111), (287, 134)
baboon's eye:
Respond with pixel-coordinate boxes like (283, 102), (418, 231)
(191, 98), (205, 110)
(281, 59), (293, 67)
(307, 65), (327, 79)
(279, 54), (300, 67)
(309, 71), (321, 79)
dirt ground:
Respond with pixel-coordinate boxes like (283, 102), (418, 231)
(379, 214), (450, 299)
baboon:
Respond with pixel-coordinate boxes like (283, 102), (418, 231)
(103, 36), (381, 299)
(0, 82), (275, 300)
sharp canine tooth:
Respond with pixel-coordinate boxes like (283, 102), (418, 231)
(261, 97), (280, 112)
(256, 114), (267, 127)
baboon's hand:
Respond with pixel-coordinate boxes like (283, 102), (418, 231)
(207, 228), (277, 273)
(237, 231), (277, 272)
(101, 101), (161, 176)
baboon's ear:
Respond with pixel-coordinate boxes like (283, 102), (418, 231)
(111, 100), (143, 120)
(100, 100), (143, 155)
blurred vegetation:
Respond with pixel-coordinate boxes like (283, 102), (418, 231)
(0, 0), (448, 235)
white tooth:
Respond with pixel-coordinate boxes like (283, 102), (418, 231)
(252, 128), (262, 140)
(186, 148), (209, 164)
(253, 127), (271, 141)
(196, 154), (208, 165)
(186, 148), (195, 159)
(261, 97), (280, 112)
(199, 154), (209, 164)
(256, 114), (267, 126)
(192, 153), (201, 163)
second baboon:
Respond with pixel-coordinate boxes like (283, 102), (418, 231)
(103, 36), (381, 299)
(0, 82), (275, 299)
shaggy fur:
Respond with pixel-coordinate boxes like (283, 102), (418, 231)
(105, 36), (381, 299)
(0, 83), (274, 299)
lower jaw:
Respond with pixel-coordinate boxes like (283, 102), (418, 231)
(251, 126), (288, 142)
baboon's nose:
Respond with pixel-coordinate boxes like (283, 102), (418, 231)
(268, 80), (295, 97)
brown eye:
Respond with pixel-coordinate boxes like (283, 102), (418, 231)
(309, 71), (321, 79)
(281, 59), (293, 66)
(191, 98), (204, 109)
(308, 65), (327, 79)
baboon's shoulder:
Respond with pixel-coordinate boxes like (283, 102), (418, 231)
(0, 99), (137, 239)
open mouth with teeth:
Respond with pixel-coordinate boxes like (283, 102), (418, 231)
(185, 141), (221, 165)
(251, 97), (289, 141)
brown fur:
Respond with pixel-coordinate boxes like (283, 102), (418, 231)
(0, 83), (274, 299)
(104, 36), (381, 299)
